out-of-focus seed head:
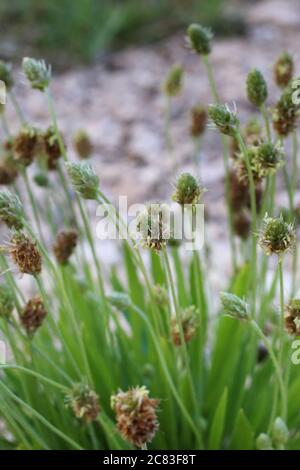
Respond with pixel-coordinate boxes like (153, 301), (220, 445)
(171, 305), (198, 346)
(0, 155), (18, 185)
(163, 64), (184, 97)
(9, 231), (42, 276)
(273, 52), (294, 88)
(231, 118), (263, 160)
(272, 83), (300, 137)
(152, 284), (169, 307)
(42, 126), (62, 170)
(73, 129), (93, 160)
(272, 417), (289, 450)
(65, 383), (100, 423)
(0, 284), (14, 318)
(246, 69), (268, 107)
(187, 24), (213, 55)
(111, 386), (159, 448)
(259, 214), (296, 256)
(22, 57), (51, 92)
(172, 173), (203, 206)
(66, 161), (99, 200)
(209, 103), (239, 137)
(220, 292), (250, 320)
(53, 229), (78, 265)
(252, 141), (284, 178)
(190, 105), (207, 138)
(0, 61), (14, 90)
(21, 296), (47, 335)
(33, 172), (50, 188)
(13, 126), (41, 167)
(136, 203), (170, 253)
(284, 299), (300, 336)
(256, 433), (273, 450)
(233, 210), (251, 239)
(0, 190), (23, 229)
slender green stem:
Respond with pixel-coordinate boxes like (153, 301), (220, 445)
(260, 104), (271, 141)
(162, 248), (198, 415)
(250, 319), (287, 420)
(9, 90), (26, 125)
(235, 131), (257, 316)
(202, 55), (237, 272)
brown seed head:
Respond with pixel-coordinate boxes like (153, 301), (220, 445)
(284, 299), (300, 336)
(13, 127), (40, 167)
(273, 53), (294, 88)
(43, 126), (63, 170)
(171, 306), (198, 346)
(53, 229), (78, 264)
(9, 232), (42, 275)
(65, 384), (100, 423)
(190, 105), (207, 138)
(111, 386), (159, 448)
(21, 296), (47, 335)
(73, 130), (93, 159)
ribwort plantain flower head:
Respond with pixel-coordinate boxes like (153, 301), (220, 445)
(0, 284), (14, 318)
(190, 105), (207, 138)
(111, 386), (159, 448)
(209, 103), (239, 137)
(42, 126), (63, 170)
(284, 299), (300, 336)
(73, 130), (93, 160)
(66, 161), (99, 200)
(163, 64), (184, 97)
(220, 292), (250, 320)
(252, 141), (284, 178)
(21, 296), (47, 335)
(53, 229), (78, 265)
(136, 203), (170, 253)
(0, 190), (23, 229)
(272, 83), (300, 137)
(153, 284), (169, 307)
(272, 417), (289, 450)
(256, 433), (273, 450)
(259, 214), (295, 256)
(0, 155), (18, 186)
(172, 173), (203, 206)
(187, 24), (213, 55)
(273, 52), (294, 88)
(171, 305), (198, 346)
(22, 57), (51, 92)
(13, 126), (41, 167)
(246, 69), (268, 107)
(33, 172), (50, 188)
(0, 61), (14, 90)
(65, 383), (100, 423)
(9, 231), (42, 276)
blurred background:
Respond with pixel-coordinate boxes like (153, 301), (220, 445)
(0, 0), (247, 67)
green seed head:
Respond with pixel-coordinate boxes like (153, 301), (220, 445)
(220, 292), (250, 320)
(272, 82), (300, 137)
(136, 203), (170, 252)
(272, 417), (289, 449)
(256, 433), (273, 450)
(259, 214), (296, 256)
(33, 172), (50, 188)
(65, 383), (100, 423)
(274, 52), (294, 88)
(66, 161), (99, 200)
(0, 61), (14, 90)
(163, 64), (184, 97)
(252, 141), (284, 178)
(187, 24), (213, 55)
(22, 57), (51, 92)
(0, 284), (14, 318)
(0, 190), (24, 229)
(208, 103), (239, 137)
(172, 173), (203, 206)
(246, 69), (268, 107)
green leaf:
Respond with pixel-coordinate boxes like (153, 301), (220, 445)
(229, 409), (254, 450)
(208, 387), (228, 450)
